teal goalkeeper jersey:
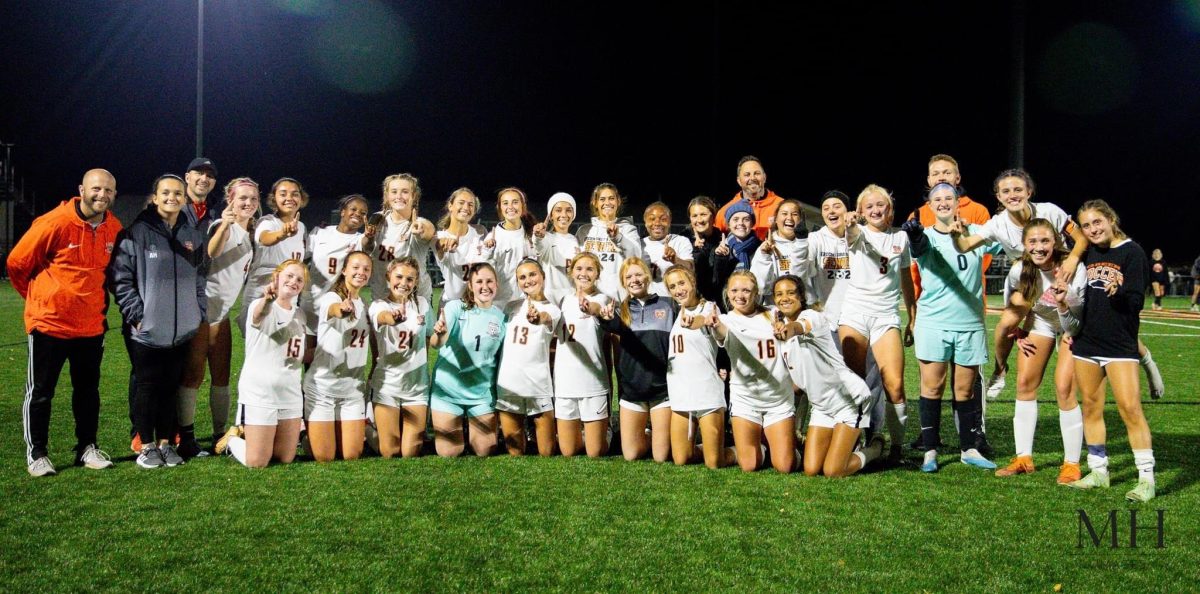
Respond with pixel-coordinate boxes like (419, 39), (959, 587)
(913, 224), (1000, 331)
(430, 300), (507, 404)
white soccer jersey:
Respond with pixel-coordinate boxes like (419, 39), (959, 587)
(435, 225), (489, 306)
(667, 301), (724, 412)
(368, 296), (432, 402)
(717, 311), (792, 409)
(977, 202), (1074, 259)
(304, 226), (364, 316)
(1005, 261), (1087, 336)
(303, 292), (370, 399)
(576, 217), (643, 300)
(485, 224), (535, 306)
(534, 231), (580, 306)
(368, 215), (434, 303)
(205, 221), (253, 324)
(804, 226), (852, 327)
(643, 234), (694, 297)
(498, 298), (562, 399)
(751, 233), (810, 305)
(841, 226), (910, 318)
(244, 215), (308, 305)
(782, 309), (871, 418)
(237, 298), (306, 410)
(553, 292), (613, 399)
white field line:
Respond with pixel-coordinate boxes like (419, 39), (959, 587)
(1140, 333), (1200, 337)
(1140, 319), (1200, 331)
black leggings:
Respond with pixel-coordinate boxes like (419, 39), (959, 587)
(126, 338), (188, 443)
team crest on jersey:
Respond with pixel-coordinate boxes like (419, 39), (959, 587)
(486, 321), (501, 337)
(654, 310), (666, 319)
(1086, 262), (1123, 294)
(105, 242), (114, 254)
(183, 240), (195, 251)
(892, 246), (902, 254)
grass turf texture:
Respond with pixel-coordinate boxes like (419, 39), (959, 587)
(1, 283), (1197, 592)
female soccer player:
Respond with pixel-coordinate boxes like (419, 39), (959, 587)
(752, 199), (809, 304)
(366, 173), (436, 303)
(428, 262), (507, 457)
(1065, 201), (1157, 502)
(685, 196), (724, 305)
(110, 174), (208, 469)
(712, 202), (761, 284)
(239, 177), (308, 332)
(533, 192), (580, 305)
(496, 259), (561, 456)
(838, 184), (915, 459)
(991, 220), (1087, 482)
(709, 270), (796, 473)
(303, 251), (372, 462)
(641, 202), (693, 297)
(901, 183), (995, 472)
(575, 183), (642, 299)
(369, 257), (435, 458)
(664, 266), (730, 468)
(772, 275), (882, 477)
(597, 257), (675, 462)
(303, 195), (369, 340)
(178, 177), (259, 455)
(220, 259), (307, 467)
(1149, 249), (1168, 311)
(434, 188), (490, 307)
(483, 187), (537, 306)
(554, 252), (613, 458)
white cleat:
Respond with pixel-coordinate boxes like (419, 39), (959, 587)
(985, 374), (1006, 400)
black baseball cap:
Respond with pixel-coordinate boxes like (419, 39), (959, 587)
(186, 157), (217, 175)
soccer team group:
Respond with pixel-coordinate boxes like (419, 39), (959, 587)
(11, 154), (1164, 502)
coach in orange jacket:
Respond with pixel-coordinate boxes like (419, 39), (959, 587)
(714, 155), (784, 241)
(909, 154), (991, 298)
(8, 169), (123, 476)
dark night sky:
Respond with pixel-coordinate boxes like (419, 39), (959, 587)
(2, 1), (1198, 263)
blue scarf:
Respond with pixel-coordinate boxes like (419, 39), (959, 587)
(727, 233), (761, 270)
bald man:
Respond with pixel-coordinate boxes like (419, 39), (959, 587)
(9, 169), (124, 476)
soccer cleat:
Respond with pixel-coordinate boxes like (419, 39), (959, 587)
(77, 444), (114, 470)
(985, 374), (1006, 400)
(1067, 470), (1110, 490)
(921, 449), (938, 473)
(995, 455), (1035, 477)
(975, 434), (995, 459)
(176, 439), (210, 459)
(214, 425), (244, 456)
(159, 443), (185, 467)
(960, 448), (997, 470)
(130, 433), (143, 454)
(27, 456), (57, 477)
(1192, 304), (1199, 313)
(1125, 479), (1156, 503)
(137, 444), (165, 469)
(1056, 462), (1082, 485)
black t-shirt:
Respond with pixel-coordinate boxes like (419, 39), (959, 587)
(1150, 257), (1169, 284)
(1073, 239), (1148, 359)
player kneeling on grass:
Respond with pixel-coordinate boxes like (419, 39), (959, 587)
(992, 220), (1087, 482)
(219, 260), (307, 467)
(709, 270), (798, 473)
(303, 251), (372, 462)
(368, 257), (435, 458)
(496, 259), (561, 457)
(596, 257), (676, 462)
(1065, 201), (1157, 503)
(428, 262), (506, 458)
(665, 266), (734, 468)
(904, 183), (995, 473)
(771, 276), (882, 477)
(554, 253), (614, 458)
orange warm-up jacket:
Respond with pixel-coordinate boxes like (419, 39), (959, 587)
(7, 197), (123, 338)
(908, 195), (992, 299)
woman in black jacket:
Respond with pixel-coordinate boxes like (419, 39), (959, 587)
(110, 174), (208, 469)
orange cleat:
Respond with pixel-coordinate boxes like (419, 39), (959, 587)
(995, 455), (1035, 477)
(1057, 461), (1082, 485)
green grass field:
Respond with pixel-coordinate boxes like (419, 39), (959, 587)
(1, 282), (1197, 592)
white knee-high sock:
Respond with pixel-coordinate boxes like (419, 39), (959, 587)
(1133, 449), (1155, 484)
(177, 387), (199, 426)
(209, 385), (230, 436)
(1059, 406), (1083, 464)
(228, 435), (248, 467)
(1013, 400), (1038, 456)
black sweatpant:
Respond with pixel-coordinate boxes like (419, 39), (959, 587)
(23, 331), (105, 463)
(126, 339), (187, 444)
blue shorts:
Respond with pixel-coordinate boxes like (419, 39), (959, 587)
(914, 327), (987, 366)
(429, 395), (494, 418)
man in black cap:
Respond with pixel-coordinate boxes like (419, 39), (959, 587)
(184, 157), (220, 226)
(176, 157), (219, 458)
